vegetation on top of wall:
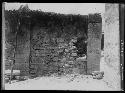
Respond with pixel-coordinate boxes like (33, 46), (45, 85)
(5, 5), (88, 37)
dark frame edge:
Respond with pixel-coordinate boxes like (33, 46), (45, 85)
(119, 3), (125, 91)
(2, 2), (5, 90)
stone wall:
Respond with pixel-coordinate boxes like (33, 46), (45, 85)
(30, 25), (87, 77)
(104, 4), (120, 90)
(4, 10), (88, 77)
(5, 9), (102, 77)
(87, 14), (102, 74)
(14, 25), (30, 76)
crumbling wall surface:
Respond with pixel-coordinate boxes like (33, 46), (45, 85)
(31, 25), (87, 77)
(104, 4), (121, 90)
(27, 12), (88, 77)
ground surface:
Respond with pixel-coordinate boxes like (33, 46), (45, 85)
(5, 74), (114, 90)
(5, 51), (118, 90)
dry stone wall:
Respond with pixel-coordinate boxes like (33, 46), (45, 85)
(5, 9), (102, 77)
(30, 26), (87, 77)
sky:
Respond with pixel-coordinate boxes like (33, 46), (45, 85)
(4, 3), (105, 15)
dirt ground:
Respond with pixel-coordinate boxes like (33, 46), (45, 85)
(5, 51), (119, 91)
(5, 75), (114, 90)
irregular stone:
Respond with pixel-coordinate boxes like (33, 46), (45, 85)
(92, 71), (104, 80)
(71, 53), (77, 57)
(76, 57), (87, 62)
(5, 77), (9, 83)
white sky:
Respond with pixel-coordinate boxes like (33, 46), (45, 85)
(4, 3), (105, 15)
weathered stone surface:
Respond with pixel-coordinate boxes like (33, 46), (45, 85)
(87, 22), (102, 74)
(104, 4), (120, 90)
(88, 13), (102, 23)
(5, 10), (103, 77)
(30, 24), (88, 76)
(92, 71), (104, 79)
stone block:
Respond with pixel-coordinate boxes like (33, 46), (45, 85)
(76, 57), (87, 62)
(87, 22), (102, 74)
(92, 71), (104, 79)
(71, 53), (77, 57)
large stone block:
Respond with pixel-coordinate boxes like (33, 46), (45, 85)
(87, 21), (102, 74)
